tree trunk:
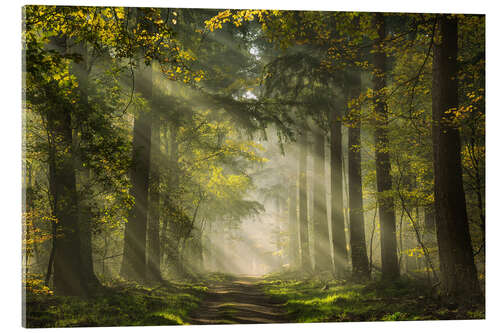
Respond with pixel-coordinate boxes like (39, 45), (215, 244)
(48, 93), (85, 296)
(330, 101), (348, 278)
(424, 205), (435, 240)
(121, 58), (153, 282)
(159, 216), (169, 270)
(347, 71), (370, 281)
(372, 12), (399, 280)
(165, 123), (183, 277)
(74, 41), (100, 291)
(298, 130), (311, 271)
(288, 162), (299, 269)
(431, 14), (481, 299)
(45, 36), (89, 296)
(159, 125), (170, 269)
(312, 127), (331, 273)
(147, 119), (162, 283)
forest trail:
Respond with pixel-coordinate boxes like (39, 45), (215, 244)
(188, 276), (289, 325)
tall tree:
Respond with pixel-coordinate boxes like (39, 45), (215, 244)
(288, 158), (299, 269)
(45, 36), (87, 295)
(298, 129), (311, 271)
(372, 12), (399, 280)
(120, 55), (153, 282)
(431, 14), (481, 299)
(72, 42), (100, 291)
(330, 98), (348, 278)
(347, 71), (370, 280)
(146, 117), (162, 283)
(165, 123), (184, 277)
(312, 126), (331, 273)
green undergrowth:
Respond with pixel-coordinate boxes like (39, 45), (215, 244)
(24, 277), (207, 328)
(258, 273), (484, 323)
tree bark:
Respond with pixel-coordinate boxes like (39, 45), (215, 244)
(431, 14), (481, 299)
(298, 130), (311, 271)
(46, 36), (90, 296)
(372, 12), (399, 280)
(276, 194), (283, 267)
(121, 58), (153, 282)
(347, 70), (370, 281)
(312, 127), (331, 273)
(159, 125), (170, 269)
(330, 101), (348, 278)
(73, 41), (100, 291)
(165, 123), (183, 277)
(288, 161), (299, 269)
(146, 119), (162, 283)
(49, 108), (86, 295)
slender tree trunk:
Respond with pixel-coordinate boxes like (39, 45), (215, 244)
(372, 12), (399, 280)
(147, 119), (162, 283)
(121, 58), (153, 282)
(288, 162), (299, 269)
(431, 14), (481, 299)
(159, 216), (168, 270)
(195, 225), (204, 272)
(330, 101), (348, 278)
(159, 125), (170, 269)
(298, 130), (311, 271)
(275, 195), (281, 267)
(165, 123), (183, 277)
(424, 205), (435, 239)
(312, 127), (330, 273)
(347, 71), (370, 281)
(24, 163), (33, 275)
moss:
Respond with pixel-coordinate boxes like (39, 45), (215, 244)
(258, 272), (484, 323)
(25, 273), (484, 327)
(24, 280), (206, 328)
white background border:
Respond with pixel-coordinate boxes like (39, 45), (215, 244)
(2, 0), (497, 332)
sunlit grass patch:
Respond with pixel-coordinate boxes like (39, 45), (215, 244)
(146, 311), (185, 325)
(259, 273), (485, 323)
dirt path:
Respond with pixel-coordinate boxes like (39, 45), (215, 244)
(188, 276), (289, 325)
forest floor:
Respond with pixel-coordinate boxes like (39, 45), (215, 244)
(188, 275), (289, 324)
(24, 276), (207, 327)
(256, 271), (485, 323)
(24, 272), (485, 327)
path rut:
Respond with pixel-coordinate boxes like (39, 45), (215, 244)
(189, 276), (289, 325)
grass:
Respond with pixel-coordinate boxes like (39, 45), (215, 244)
(24, 277), (207, 328)
(24, 272), (485, 327)
(258, 272), (485, 323)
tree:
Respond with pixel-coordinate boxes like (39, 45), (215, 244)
(288, 156), (299, 269)
(372, 12), (399, 280)
(346, 70), (370, 281)
(312, 125), (330, 273)
(146, 117), (162, 283)
(120, 49), (153, 282)
(431, 14), (481, 299)
(330, 96), (348, 278)
(46, 47), (87, 295)
(298, 130), (311, 271)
